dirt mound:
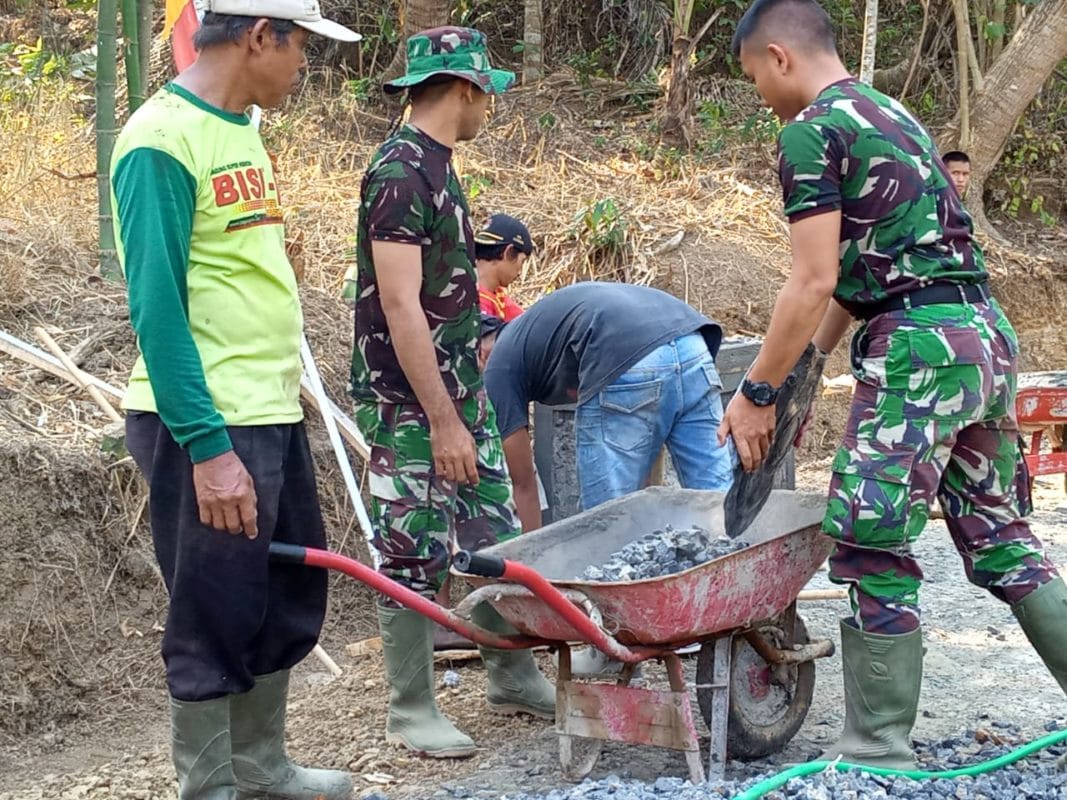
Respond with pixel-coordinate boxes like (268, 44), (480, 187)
(0, 431), (160, 737)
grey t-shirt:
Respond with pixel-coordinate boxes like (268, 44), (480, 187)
(483, 282), (722, 438)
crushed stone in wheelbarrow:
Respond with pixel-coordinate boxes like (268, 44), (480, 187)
(579, 525), (749, 582)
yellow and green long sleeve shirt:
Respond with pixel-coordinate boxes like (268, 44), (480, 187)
(111, 83), (303, 462)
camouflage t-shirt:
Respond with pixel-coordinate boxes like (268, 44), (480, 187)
(350, 125), (481, 403)
(778, 79), (988, 316)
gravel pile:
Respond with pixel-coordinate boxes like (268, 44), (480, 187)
(579, 525), (749, 582)
(498, 723), (1067, 800)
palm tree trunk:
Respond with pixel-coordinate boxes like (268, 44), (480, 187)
(661, 0), (696, 148)
(97, 0), (121, 280)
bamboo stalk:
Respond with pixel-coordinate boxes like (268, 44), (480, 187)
(122, 0), (145, 112)
(0, 330), (124, 400)
(96, 0), (121, 280)
(312, 644), (343, 678)
(138, 0), (153, 95)
(34, 327), (124, 423)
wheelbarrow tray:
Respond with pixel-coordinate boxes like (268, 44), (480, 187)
(460, 487), (831, 648)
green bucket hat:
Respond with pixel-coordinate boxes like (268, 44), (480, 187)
(383, 26), (516, 96)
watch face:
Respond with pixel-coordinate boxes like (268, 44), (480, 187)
(745, 380), (775, 406)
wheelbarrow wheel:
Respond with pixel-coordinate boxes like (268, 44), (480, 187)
(696, 616), (815, 760)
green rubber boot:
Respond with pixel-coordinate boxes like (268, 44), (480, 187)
(471, 603), (557, 719)
(378, 605), (477, 758)
(822, 620), (922, 770)
(1012, 577), (1067, 694)
(170, 695), (237, 800)
(230, 670), (354, 799)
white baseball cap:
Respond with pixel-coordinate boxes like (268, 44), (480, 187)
(204, 0), (361, 42)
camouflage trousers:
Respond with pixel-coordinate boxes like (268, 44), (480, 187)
(825, 299), (1059, 635)
(355, 389), (520, 607)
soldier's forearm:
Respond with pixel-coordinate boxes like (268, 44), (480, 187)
(812, 299), (853, 355)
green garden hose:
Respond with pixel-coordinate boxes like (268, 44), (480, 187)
(733, 728), (1067, 800)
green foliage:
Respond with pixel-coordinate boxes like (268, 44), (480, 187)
(346, 77), (374, 103)
(538, 112), (557, 130)
(463, 174), (493, 201)
(995, 84), (1067, 227)
(571, 198), (628, 254)
(0, 39), (67, 83)
(695, 100), (779, 154)
(983, 20), (1007, 40)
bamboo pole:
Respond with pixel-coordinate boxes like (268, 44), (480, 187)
(138, 0), (153, 94)
(0, 330), (124, 400)
(121, 0), (146, 112)
(96, 0), (121, 280)
(34, 328), (124, 423)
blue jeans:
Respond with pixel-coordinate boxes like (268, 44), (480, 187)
(576, 332), (733, 510)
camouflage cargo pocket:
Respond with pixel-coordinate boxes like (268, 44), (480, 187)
(882, 326), (987, 421)
(825, 442), (921, 549)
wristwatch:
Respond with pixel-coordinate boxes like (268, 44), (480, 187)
(740, 378), (779, 407)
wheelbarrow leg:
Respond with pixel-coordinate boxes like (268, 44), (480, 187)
(664, 653), (705, 784)
(557, 644), (603, 782)
(705, 636), (732, 781)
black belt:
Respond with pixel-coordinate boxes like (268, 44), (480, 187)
(856, 282), (991, 321)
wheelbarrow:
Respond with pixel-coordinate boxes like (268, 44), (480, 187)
(270, 486), (834, 784)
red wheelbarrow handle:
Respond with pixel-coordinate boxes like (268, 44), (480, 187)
(268, 543), (543, 651)
(455, 551), (663, 664)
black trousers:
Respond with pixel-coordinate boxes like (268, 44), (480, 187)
(126, 413), (328, 702)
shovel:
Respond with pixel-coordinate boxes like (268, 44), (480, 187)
(723, 342), (827, 538)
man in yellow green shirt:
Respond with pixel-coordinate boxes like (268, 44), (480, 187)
(112, 2), (359, 798)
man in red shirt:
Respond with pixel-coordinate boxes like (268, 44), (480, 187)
(475, 214), (532, 322)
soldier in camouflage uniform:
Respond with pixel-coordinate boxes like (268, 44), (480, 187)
(350, 27), (555, 759)
(724, 0), (1067, 769)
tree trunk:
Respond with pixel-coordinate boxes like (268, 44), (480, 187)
(661, 33), (693, 148)
(954, 0), (971, 149)
(382, 0), (452, 83)
(859, 0), (879, 84)
(96, 0), (121, 280)
(947, 0), (1067, 234)
(660, 0), (697, 148)
(523, 0), (543, 84)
